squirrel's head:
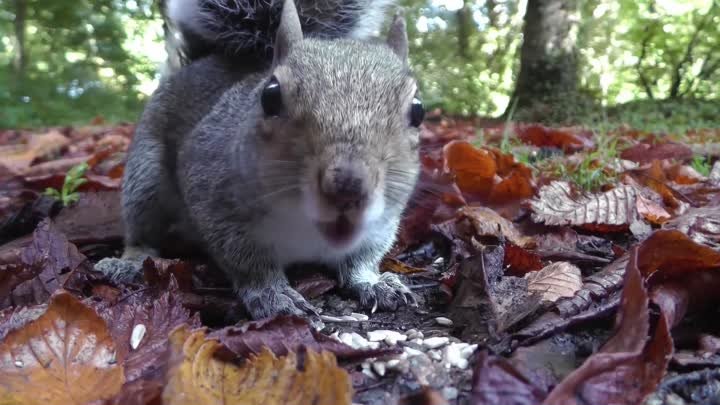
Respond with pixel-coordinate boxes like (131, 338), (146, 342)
(255, 0), (422, 250)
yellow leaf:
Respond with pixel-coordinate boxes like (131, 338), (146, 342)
(163, 326), (353, 405)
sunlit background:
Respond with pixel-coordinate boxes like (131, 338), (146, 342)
(0, 0), (718, 128)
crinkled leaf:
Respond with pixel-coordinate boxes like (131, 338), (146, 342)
(0, 291), (124, 404)
(163, 326), (353, 405)
(530, 182), (650, 235)
(525, 262), (582, 303)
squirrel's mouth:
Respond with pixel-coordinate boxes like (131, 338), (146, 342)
(317, 215), (359, 247)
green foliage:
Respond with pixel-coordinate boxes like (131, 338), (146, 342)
(44, 162), (88, 206)
(1, 0), (719, 124)
(691, 156), (712, 177)
(553, 131), (620, 191)
(0, 0), (161, 128)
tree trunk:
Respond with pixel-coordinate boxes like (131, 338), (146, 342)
(456, 0), (472, 60)
(506, 0), (580, 117)
(13, 0), (27, 75)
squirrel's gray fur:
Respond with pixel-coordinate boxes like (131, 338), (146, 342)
(162, 0), (395, 71)
(95, 0), (421, 321)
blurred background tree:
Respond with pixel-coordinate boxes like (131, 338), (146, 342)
(0, 0), (718, 128)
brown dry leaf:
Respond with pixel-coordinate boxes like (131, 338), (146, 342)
(381, 257), (426, 274)
(541, 249), (672, 405)
(525, 262), (582, 303)
(663, 206), (720, 249)
(459, 205), (535, 248)
(530, 181), (650, 235)
(516, 124), (594, 153)
(0, 291), (124, 404)
(163, 325), (353, 405)
(635, 194), (671, 225)
(620, 141), (692, 164)
(0, 130), (69, 174)
(443, 140), (497, 195)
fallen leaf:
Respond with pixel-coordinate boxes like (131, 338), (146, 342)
(530, 182), (650, 235)
(0, 218), (87, 308)
(636, 229), (720, 281)
(0, 130), (70, 174)
(163, 325), (353, 405)
(90, 284), (200, 383)
(0, 291), (124, 404)
(663, 206), (720, 249)
(525, 262), (582, 303)
(459, 206), (535, 248)
(443, 141), (497, 195)
(210, 316), (397, 363)
(635, 194), (671, 225)
(516, 124), (594, 153)
(620, 141), (692, 164)
(504, 243), (544, 276)
(469, 350), (547, 405)
(381, 257), (427, 274)
(541, 247), (671, 405)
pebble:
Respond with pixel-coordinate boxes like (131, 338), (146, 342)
(442, 387), (459, 400)
(435, 317), (453, 326)
(350, 312), (369, 321)
(14, 360), (23, 368)
(372, 361), (386, 377)
(130, 324), (146, 350)
(422, 337), (450, 349)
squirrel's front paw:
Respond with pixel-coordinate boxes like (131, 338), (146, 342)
(351, 272), (417, 313)
(240, 284), (320, 320)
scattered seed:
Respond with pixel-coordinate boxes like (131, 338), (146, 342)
(435, 317), (453, 326)
(423, 337), (449, 349)
(350, 312), (369, 321)
(130, 324), (147, 350)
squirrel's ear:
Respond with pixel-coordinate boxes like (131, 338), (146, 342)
(386, 9), (409, 64)
(273, 0), (303, 66)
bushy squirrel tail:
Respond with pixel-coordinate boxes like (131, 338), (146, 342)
(161, 0), (396, 70)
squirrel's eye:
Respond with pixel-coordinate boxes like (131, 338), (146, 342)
(410, 97), (424, 127)
(261, 76), (283, 116)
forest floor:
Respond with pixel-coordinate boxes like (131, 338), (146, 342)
(2, 113), (720, 405)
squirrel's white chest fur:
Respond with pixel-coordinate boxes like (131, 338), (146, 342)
(251, 197), (388, 267)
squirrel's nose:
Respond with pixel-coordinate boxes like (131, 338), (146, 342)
(319, 165), (368, 210)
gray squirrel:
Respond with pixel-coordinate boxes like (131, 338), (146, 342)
(95, 0), (424, 320)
